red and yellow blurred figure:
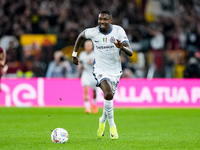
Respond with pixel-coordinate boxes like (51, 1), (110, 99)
(0, 46), (8, 91)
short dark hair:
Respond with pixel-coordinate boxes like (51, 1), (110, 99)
(100, 10), (112, 17)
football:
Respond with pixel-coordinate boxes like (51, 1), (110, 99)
(51, 128), (69, 143)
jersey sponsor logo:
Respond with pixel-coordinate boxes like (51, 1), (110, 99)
(96, 46), (115, 49)
(110, 36), (115, 43)
(95, 40), (99, 42)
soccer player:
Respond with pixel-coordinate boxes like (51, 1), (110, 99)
(0, 46), (7, 91)
(78, 40), (98, 114)
(72, 10), (133, 140)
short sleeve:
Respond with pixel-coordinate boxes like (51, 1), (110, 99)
(84, 28), (92, 39)
(118, 27), (129, 43)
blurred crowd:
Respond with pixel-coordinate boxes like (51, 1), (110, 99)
(0, 0), (200, 78)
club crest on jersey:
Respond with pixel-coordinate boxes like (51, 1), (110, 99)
(110, 36), (115, 43)
(98, 74), (103, 79)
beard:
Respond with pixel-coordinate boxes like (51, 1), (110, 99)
(99, 27), (106, 32)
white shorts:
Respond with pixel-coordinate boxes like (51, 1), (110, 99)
(81, 73), (97, 90)
(93, 68), (121, 94)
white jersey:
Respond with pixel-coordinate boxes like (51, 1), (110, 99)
(79, 50), (96, 89)
(85, 24), (129, 76)
(79, 50), (95, 77)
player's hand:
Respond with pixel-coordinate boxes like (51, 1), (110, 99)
(72, 57), (80, 65)
(2, 64), (8, 74)
(88, 59), (93, 65)
(0, 61), (4, 67)
(114, 39), (123, 49)
(77, 63), (83, 69)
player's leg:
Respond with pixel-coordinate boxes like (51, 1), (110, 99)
(97, 80), (112, 139)
(83, 86), (91, 113)
(92, 89), (98, 114)
(99, 79), (113, 125)
(100, 80), (115, 126)
(93, 69), (116, 139)
(99, 80), (113, 100)
(93, 89), (97, 103)
(99, 80), (118, 139)
(91, 77), (98, 114)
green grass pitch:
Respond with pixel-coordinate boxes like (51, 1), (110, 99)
(0, 107), (200, 150)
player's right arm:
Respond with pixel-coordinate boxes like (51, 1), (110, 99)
(72, 31), (86, 65)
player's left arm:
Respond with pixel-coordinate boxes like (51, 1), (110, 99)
(77, 61), (83, 70)
(114, 39), (133, 57)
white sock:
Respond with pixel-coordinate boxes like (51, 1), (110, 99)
(84, 101), (90, 108)
(104, 99), (116, 128)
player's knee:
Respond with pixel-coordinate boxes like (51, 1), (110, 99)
(104, 91), (113, 100)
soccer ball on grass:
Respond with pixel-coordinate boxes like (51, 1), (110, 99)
(51, 128), (69, 143)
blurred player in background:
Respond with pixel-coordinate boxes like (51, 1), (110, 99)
(78, 40), (98, 114)
(0, 46), (8, 91)
(72, 10), (133, 140)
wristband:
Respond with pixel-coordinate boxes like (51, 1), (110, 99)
(72, 51), (77, 57)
